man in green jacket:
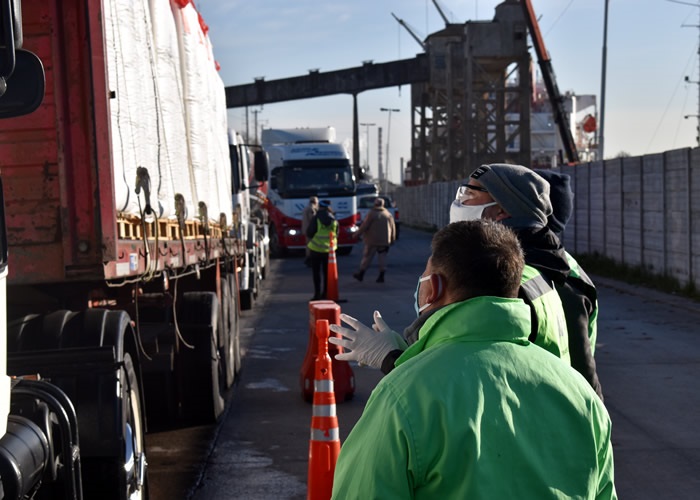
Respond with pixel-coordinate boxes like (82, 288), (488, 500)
(331, 221), (616, 499)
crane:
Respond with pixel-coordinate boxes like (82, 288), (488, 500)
(520, 0), (579, 164)
(431, 0), (451, 27)
(391, 12), (426, 51)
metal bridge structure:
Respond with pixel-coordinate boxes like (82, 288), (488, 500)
(225, 0), (575, 184)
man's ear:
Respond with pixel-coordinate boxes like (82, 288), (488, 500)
(427, 273), (445, 303)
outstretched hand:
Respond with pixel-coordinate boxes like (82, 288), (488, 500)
(328, 311), (407, 369)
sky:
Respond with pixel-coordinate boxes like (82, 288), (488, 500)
(197, 0), (700, 184)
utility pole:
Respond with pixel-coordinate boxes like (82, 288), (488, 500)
(251, 108), (262, 144)
(377, 127), (383, 190)
(245, 106), (250, 143)
(359, 123), (376, 175)
(599, 0), (609, 160)
(380, 107), (399, 193)
(670, 0), (700, 146)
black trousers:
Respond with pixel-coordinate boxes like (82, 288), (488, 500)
(309, 250), (329, 298)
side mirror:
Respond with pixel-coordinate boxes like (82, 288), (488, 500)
(0, 178), (7, 273)
(0, 49), (44, 118)
(253, 150), (269, 182)
(0, 0), (45, 118)
(0, 0), (23, 77)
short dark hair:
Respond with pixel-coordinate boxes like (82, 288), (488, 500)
(430, 220), (524, 300)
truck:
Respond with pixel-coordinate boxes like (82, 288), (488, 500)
(229, 129), (270, 310)
(0, 0), (260, 498)
(261, 127), (360, 256)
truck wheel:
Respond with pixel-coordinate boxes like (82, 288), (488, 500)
(269, 223), (286, 258)
(337, 246), (353, 256)
(261, 236), (270, 280)
(86, 351), (149, 499)
(8, 310), (149, 499)
(178, 292), (226, 424)
(252, 260), (261, 301)
(240, 288), (253, 311)
(78, 314), (149, 500)
(228, 274), (242, 376)
(220, 278), (236, 388)
(119, 353), (149, 500)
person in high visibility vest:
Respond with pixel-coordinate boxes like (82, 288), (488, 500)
(331, 221), (616, 499)
(302, 195), (319, 267)
(306, 199), (338, 301)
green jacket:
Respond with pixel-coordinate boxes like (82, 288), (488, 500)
(520, 264), (570, 363)
(332, 297), (616, 500)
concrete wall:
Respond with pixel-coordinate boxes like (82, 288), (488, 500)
(394, 147), (700, 289)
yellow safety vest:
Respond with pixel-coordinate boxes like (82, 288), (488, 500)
(307, 219), (338, 253)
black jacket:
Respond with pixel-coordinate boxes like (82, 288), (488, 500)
(513, 226), (603, 400)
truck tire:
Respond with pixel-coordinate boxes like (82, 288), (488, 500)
(261, 234), (270, 280)
(239, 252), (256, 311)
(7, 310), (149, 500)
(252, 256), (261, 301)
(240, 288), (253, 311)
(220, 277), (237, 388)
(114, 353), (149, 500)
(269, 223), (286, 258)
(178, 292), (226, 424)
(228, 274), (242, 377)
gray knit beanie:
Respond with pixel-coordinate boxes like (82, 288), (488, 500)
(470, 164), (552, 227)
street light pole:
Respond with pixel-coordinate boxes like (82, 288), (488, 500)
(380, 107), (400, 193)
(359, 122), (376, 176)
(599, 0), (609, 160)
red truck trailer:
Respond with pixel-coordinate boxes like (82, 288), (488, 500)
(0, 1), (256, 498)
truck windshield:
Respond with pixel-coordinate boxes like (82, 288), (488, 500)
(275, 160), (355, 198)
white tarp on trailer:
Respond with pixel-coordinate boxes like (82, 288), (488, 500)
(104, 0), (231, 224)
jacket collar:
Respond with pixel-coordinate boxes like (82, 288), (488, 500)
(395, 296), (531, 368)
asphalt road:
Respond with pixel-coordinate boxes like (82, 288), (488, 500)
(151, 226), (700, 499)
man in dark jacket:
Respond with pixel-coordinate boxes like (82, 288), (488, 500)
(306, 199), (338, 301)
(535, 169), (603, 400)
(353, 197), (396, 283)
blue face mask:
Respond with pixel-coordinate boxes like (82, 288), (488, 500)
(413, 274), (433, 316)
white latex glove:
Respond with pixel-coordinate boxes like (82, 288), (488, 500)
(328, 311), (408, 369)
(372, 310), (399, 336)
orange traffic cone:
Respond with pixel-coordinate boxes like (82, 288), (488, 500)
(300, 302), (355, 403)
(326, 233), (339, 302)
(307, 319), (341, 500)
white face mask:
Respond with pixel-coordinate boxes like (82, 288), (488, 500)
(449, 200), (498, 223)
